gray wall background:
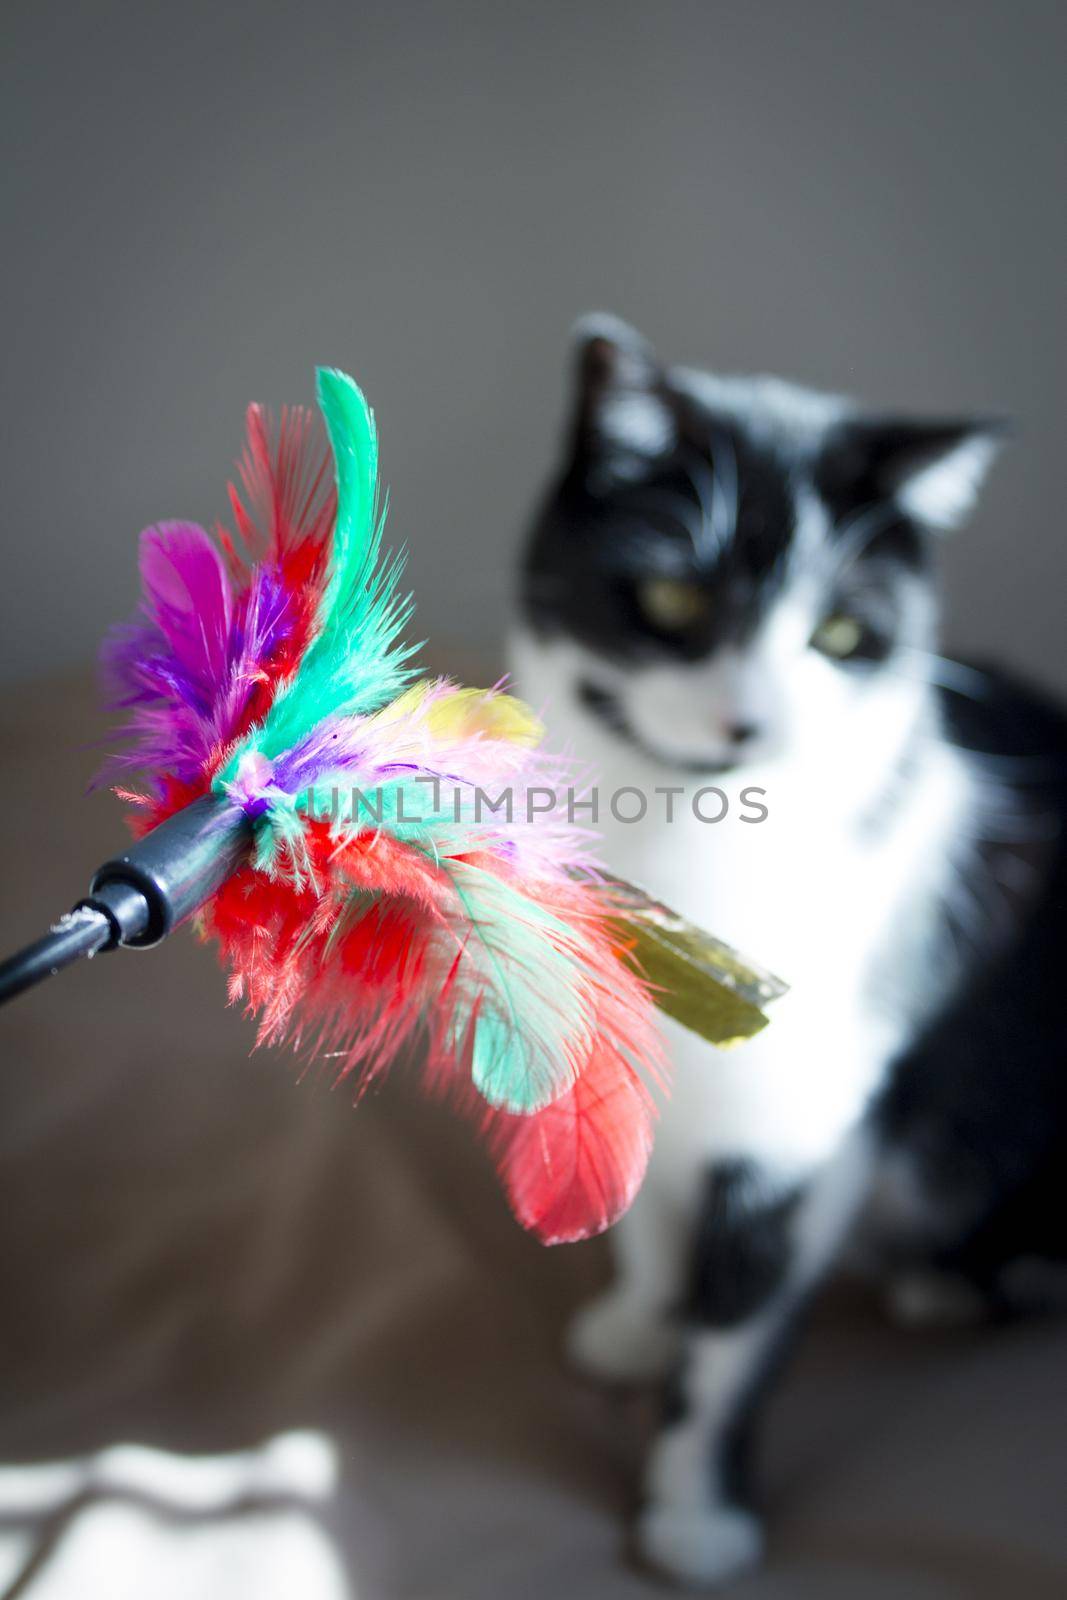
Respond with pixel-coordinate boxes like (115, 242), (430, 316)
(2, 1), (1064, 689)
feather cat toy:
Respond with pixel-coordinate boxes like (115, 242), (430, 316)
(0, 369), (784, 1243)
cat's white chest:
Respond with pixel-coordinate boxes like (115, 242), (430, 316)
(513, 631), (968, 1178)
(543, 682), (882, 998)
(595, 776), (858, 990)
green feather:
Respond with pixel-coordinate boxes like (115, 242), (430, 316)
(313, 366), (382, 627)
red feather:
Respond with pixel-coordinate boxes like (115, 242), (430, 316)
(490, 1042), (655, 1245)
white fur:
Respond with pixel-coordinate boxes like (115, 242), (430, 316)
(646, 1320), (776, 1510)
(672, 367), (849, 443)
(898, 434), (1002, 530)
(637, 1500), (763, 1588)
(597, 391), (676, 456)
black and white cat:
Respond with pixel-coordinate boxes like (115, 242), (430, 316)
(512, 315), (1067, 1587)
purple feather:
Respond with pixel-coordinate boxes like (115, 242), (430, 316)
(100, 525), (300, 792)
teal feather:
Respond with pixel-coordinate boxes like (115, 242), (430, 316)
(444, 860), (592, 1113)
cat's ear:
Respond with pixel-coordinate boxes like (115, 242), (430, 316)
(822, 416), (1009, 531)
(567, 314), (676, 462)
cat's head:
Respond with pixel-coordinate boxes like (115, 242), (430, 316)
(518, 315), (1004, 780)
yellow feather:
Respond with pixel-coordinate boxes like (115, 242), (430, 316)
(373, 681), (543, 747)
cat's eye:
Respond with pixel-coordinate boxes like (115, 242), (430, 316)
(810, 613), (864, 659)
(636, 577), (708, 632)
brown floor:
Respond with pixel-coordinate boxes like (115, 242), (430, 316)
(1, 673), (1065, 1598)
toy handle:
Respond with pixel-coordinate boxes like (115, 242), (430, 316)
(0, 795), (253, 1006)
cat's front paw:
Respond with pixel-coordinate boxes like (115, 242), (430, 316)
(566, 1290), (678, 1384)
(636, 1502), (764, 1589)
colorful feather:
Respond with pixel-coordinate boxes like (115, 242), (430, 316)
(102, 367), (782, 1243)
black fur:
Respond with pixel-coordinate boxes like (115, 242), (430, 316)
(876, 667), (1067, 1303)
(680, 1163), (805, 1507)
(522, 325), (949, 691)
(684, 1163), (801, 1328)
(523, 426), (800, 664)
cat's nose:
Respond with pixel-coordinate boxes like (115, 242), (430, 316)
(724, 720), (761, 746)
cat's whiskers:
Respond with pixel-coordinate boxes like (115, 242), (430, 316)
(820, 501), (900, 585)
(893, 646), (994, 702)
(625, 486), (709, 563)
(675, 450), (716, 552)
(705, 427), (739, 562)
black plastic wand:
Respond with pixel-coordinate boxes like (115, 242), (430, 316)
(0, 796), (253, 1005)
